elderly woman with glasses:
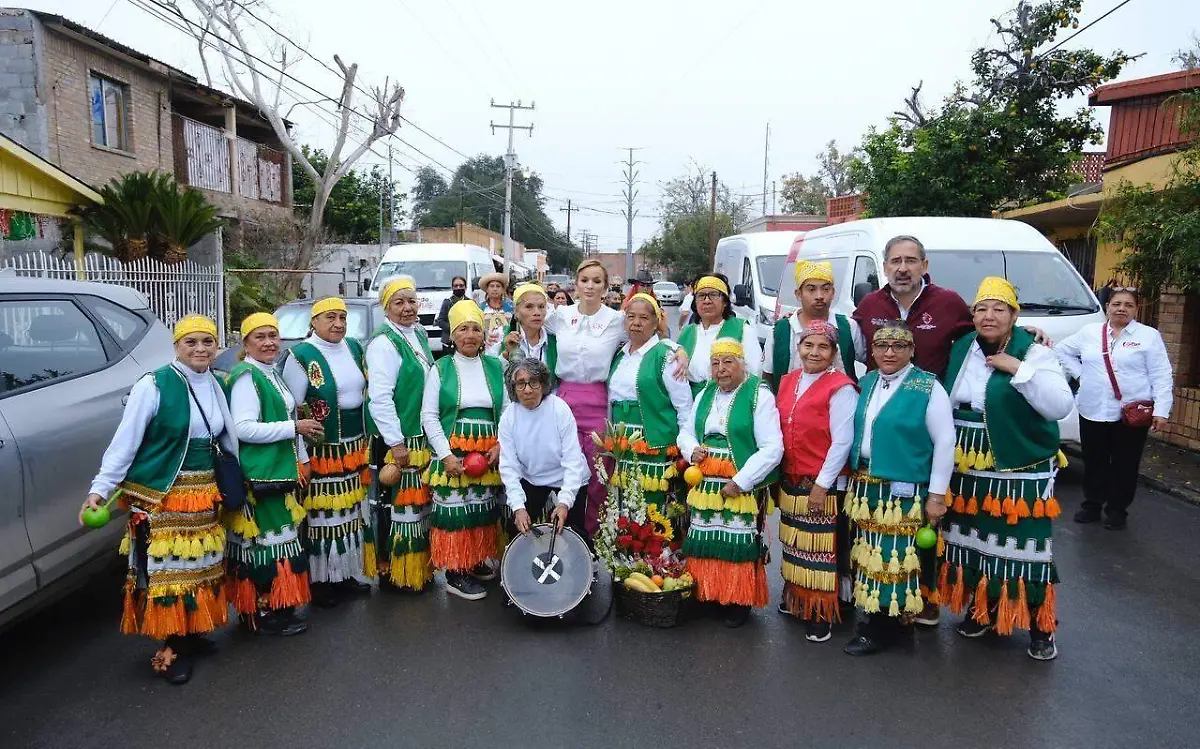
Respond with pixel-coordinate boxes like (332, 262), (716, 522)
(498, 359), (590, 537)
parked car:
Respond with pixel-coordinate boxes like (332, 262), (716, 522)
(0, 274), (174, 629)
(713, 231), (799, 345)
(542, 274), (572, 292)
(776, 216), (1104, 442)
(652, 281), (682, 306)
(212, 296), (386, 377)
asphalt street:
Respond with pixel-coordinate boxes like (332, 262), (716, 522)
(2, 303), (1197, 749)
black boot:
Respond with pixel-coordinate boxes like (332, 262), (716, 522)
(723, 604), (751, 628)
(310, 583), (339, 608)
(255, 608), (309, 636)
(153, 636), (194, 685)
(337, 578), (373, 597)
(844, 614), (884, 656)
(186, 633), (219, 656)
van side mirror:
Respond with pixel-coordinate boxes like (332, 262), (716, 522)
(853, 282), (875, 306)
(732, 284), (753, 308)
(473, 278), (482, 291)
(362, 278), (371, 291)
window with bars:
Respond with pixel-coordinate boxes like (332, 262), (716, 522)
(88, 73), (129, 151)
(1057, 236), (1097, 289)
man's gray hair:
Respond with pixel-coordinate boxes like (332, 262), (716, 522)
(504, 357), (551, 402)
(883, 235), (926, 261)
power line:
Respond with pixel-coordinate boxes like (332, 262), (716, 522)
(1041, 0), (1136, 55)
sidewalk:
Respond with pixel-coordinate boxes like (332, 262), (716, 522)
(1065, 437), (1200, 506)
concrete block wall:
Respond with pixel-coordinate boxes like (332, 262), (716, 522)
(0, 9), (48, 158)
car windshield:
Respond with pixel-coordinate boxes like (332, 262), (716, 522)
(275, 303), (370, 341)
(376, 260), (468, 291)
(925, 250), (1099, 314)
(543, 274), (570, 286)
(756, 255), (787, 296)
(654, 282), (677, 291)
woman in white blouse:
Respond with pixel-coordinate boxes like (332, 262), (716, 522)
(1056, 287), (1174, 530)
(227, 313), (322, 637)
(502, 283), (558, 389)
(81, 315), (236, 685)
(498, 358), (589, 537)
(676, 273), (763, 397)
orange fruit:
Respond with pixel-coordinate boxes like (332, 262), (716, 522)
(683, 466), (704, 487)
(651, 575), (664, 587)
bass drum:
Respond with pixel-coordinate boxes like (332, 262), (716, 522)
(501, 524), (609, 622)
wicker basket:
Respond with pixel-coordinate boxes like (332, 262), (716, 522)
(615, 583), (694, 628)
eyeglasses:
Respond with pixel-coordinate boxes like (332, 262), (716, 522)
(695, 291), (723, 301)
(1111, 286), (1138, 293)
(872, 342), (912, 353)
(514, 379), (543, 391)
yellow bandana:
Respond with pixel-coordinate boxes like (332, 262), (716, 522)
(380, 276), (416, 309)
(627, 292), (662, 319)
(311, 297), (347, 318)
(173, 314), (218, 343)
(513, 283), (547, 305)
(448, 299), (484, 334)
(695, 276), (729, 296)
(239, 312), (279, 340)
(794, 260), (835, 287)
(709, 337), (744, 359)
(973, 276), (1020, 312)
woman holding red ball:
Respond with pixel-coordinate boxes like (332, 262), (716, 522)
(420, 300), (508, 601)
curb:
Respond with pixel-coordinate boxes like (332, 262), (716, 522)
(1062, 444), (1200, 507)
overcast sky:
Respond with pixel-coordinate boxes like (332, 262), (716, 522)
(30, 0), (1194, 252)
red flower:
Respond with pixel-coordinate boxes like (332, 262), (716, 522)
(617, 534), (633, 548)
(310, 399), (331, 422)
(631, 540), (645, 553)
(617, 517), (630, 530)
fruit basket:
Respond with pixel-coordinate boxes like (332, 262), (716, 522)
(614, 568), (694, 628)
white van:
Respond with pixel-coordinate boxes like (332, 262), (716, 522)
(367, 243), (500, 352)
(774, 217), (1104, 442)
(713, 231), (799, 345)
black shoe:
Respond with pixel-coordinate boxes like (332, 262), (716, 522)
(1074, 508), (1102, 524)
(913, 603), (941, 627)
(723, 604), (751, 628)
(310, 583), (339, 609)
(470, 562), (497, 582)
(255, 610), (309, 636)
(445, 572), (488, 600)
(1028, 633), (1058, 661)
(186, 634), (219, 656)
(1103, 516), (1127, 531)
(843, 634), (883, 656)
(805, 620), (832, 643)
(154, 647), (193, 685)
(956, 618), (994, 639)
(777, 601), (793, 617)
(337, 579), (373, 597)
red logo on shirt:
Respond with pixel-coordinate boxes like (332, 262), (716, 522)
(1121, 341), (1141, 348)
(916, 311), (936, 330)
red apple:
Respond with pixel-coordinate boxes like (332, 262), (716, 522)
(463, 451), (489, 478)
(675, 457), (689, 474)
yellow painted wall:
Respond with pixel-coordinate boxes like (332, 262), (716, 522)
(1093, 151), (1182, 284)
(0, 149), (82, 213)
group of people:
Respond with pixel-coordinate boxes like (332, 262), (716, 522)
(81, 234), (1175, 684)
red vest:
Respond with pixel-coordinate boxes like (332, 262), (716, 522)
(777, 369), (856, 480)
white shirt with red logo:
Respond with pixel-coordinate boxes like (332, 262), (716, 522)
(1055, 320), (1174, 423)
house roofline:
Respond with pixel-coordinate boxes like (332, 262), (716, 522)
(0, 131), (103, 205)
(1089, 68), (1200, 105)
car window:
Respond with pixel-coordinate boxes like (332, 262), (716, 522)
(376, 260), (468, 291)
(756, 255), (787, 296)
(925, 251), (1098, 313)
(852, 256), (881, 294)
(0, 299), (109, 395)
(776, 255), (851, 311)
(653, 282), (676, 291)
(80, 296), (149, 348)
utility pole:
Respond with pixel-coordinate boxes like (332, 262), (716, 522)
(559, 199), (580, 243)
(387, 141), (394, 245)
(490, 99), (535, 277)
(772, 180), (777, 215)
(378, 166), (385, 254)
(620, 147), (642, 281)
(708, 171), (718, 266)
(762, 123), (770, 217)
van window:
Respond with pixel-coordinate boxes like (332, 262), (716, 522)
(776, 255), (851, 312)
(926, 251), (1098, 314)
(276, 304), (370, 341)
(756, 255), (787, 296)
(376, 260), (468, 290)
(0, 300), (108, 395)
(852, 256), (880, 295)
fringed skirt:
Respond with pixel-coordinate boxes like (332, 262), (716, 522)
(682, 438), (769, 608)
(119, 439), (228, 640)
(778, 474), (846, 623)
(938, 409), (1061, 634)
(301, 409), (372, 583)
(845, 472), (927, 619)
(423, 408), (501, 573)
(607, 401), (681, 508)
(225, 488), (310, 615)
(375, 434), (434, 589)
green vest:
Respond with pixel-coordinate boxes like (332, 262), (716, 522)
(693, 374), (779, 490)
(435, 354), (505, 438)
(504, 319), (558, 388)
(677, 317), (748, 362)
(942, 327), (1060, 470)
(120, 365), (193, 502)
(228, 362), (298, 482)
(607, 340), (680, 449)
(769, 313), (858, 392)
(290, 338), (365, 442)
(849, 367), (938, 484)
(365, 323), (432, 440)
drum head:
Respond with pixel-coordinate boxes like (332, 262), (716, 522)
(501, 524), (594, 617)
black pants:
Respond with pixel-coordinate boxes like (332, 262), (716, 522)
(1079, 417), (1150, 520)
(505, 480), (588, 541)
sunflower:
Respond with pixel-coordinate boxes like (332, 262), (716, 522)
(647, 503), (673, 542)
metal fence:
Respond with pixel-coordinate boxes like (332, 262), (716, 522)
(1, 251), (226, 340)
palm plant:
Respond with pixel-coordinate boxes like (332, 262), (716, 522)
(152, 181), (224, 264)
(83, 171), (169, 262)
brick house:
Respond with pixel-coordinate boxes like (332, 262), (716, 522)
(0, 8), (292, 242)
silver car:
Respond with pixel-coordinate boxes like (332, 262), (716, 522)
(0, 275), (174, 628)
(652, 281), (682, 306)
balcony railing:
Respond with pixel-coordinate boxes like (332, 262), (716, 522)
(172, 114), (287, 205)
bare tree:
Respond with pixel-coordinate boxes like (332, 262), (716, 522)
(165, 0), (404, 276)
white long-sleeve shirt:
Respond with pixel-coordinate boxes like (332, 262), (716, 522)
(948, 340), (1075, 422)
(859, 363), (954, 496)
(685, 318), (762, 384)
(761, 313), (866, 376)
(543, 303), (627, 383)
(230, 356), (308, 462)
(1055, 320), (1174, 422)
(420, 353), (509, 460)
(780, 371), (858, 490)
(609, 335), (697, 457)
(89, 361), (237, 498)
(680, 381), (784, 491)
(366, 321), (432, 446)
(281, 334), (366, 409)
(498, 395), (589, 511)
(510, 326), (550, 365)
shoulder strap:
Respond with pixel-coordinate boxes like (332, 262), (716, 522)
(1101, 323), (1122, 400)
(182, 375), (217, 448)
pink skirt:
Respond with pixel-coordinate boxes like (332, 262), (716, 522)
(557, 380), (609, 538)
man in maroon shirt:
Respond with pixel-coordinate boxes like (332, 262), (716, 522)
(853, 235), (974, 380)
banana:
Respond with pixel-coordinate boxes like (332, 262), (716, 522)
(623, 577), (655, 593)
(626, 572), (661, 592)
